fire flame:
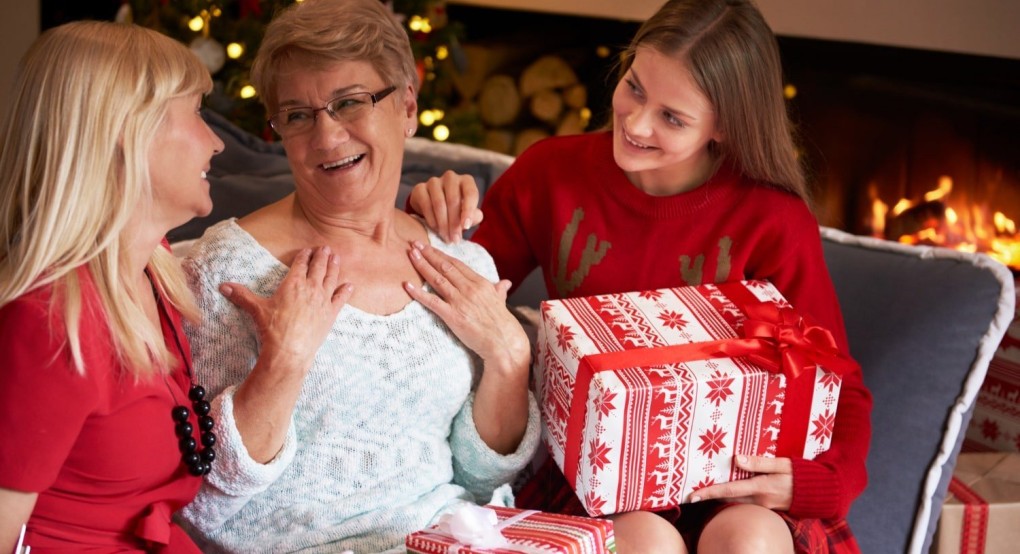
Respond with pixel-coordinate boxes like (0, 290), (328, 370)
(871, 175), (1020, 269)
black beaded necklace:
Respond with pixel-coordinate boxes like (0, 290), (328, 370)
(147, 272), (216, 476)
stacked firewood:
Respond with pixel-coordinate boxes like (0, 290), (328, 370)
(451, 45), (591, 156)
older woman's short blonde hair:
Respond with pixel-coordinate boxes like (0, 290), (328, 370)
(251, 0), (418, 113)
(0, 21), (211, 375)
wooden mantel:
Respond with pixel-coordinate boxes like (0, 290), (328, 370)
(447, 0), (1020, 61)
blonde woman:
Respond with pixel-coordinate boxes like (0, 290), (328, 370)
(0, 21), (347, 552)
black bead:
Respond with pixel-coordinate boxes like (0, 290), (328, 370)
(188, 463), (206, 476)
(175, 422), (194, 437)
(171, 406), (190, 422)
(182, 452), (201, 467)
(188, 385), (206, 402)
(200, 432), (217, 448)
(178, 437), (197, 453)
(200, 449), (216, 463)
(199, 415), (215, 432)
(194, 400), (211, 416)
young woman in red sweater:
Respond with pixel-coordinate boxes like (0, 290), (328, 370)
(409, 0), (872, 552)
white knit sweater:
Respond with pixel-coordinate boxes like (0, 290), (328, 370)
(177, 220), (540, 553)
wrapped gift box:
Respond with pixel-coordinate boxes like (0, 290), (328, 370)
(406, 505), (615, 554)
(933, 452), (1020, 554)
(965, 283), (1020, 453)
(536, 280), (850, 516)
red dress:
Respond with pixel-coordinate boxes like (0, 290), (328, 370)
(0, 268), (202, 553)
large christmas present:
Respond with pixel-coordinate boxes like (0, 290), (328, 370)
(933, 452), (1020, 554)
(536, 280), (852, 516)
(965, 283), (1020, 452)
(405, 504), (615, 553)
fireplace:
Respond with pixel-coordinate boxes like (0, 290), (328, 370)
(443, 3), (1020, 266)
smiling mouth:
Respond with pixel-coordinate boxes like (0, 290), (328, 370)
(322, 154), (364, 171)
(622, 130), (654, 150)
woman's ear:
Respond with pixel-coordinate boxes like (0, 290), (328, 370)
(403, 83), (418, 120)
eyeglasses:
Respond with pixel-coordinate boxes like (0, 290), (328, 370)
(267, 85), (397, 137)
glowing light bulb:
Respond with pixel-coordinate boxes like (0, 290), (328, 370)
(783, 84), (797, 100)
(432, 125), (450, 142)
(436, 45), (449, 60)
(239, 85), (257, 99)
(188, 16), (205, 32)
(419, 111), (436, 126)
(226, 43), (244, 59)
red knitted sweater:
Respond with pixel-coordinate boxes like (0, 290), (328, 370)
(473, 131), (872, 520)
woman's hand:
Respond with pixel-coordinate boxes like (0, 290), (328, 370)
(220, 246), (353, 462)
(408, 170), (484, 244)
(404, 240), (531, 454)
(688, 455), (793, 510)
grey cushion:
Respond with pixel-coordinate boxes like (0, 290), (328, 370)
(820, 228), (1013, 554)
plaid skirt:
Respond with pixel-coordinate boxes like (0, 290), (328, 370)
(514, 458), (860, 554)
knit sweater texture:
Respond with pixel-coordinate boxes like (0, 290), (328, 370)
(473, 131), (872, 522)
(177, 220), (541, 553)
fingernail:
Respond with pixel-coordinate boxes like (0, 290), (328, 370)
(463, 218), (472, 230)
(403, 281), (415, 291)
(412, 240), (425, 250)
(690, 495), (701, 503)
(219, 284), (233, 296)
(409, 248), (422, 260)
(737, 455), (748, 464)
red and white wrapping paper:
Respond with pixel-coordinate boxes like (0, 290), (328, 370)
(405, 505), (616, 554)
(965, 281), (1020, 453)
(536, 280), (851, 516)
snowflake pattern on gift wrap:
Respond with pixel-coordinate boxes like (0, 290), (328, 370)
(692, 477), (716, 493)
(981, 417), (1001, 441)
(556, 323), (577, 351)
(810, 410), (836, 442)
(657, 309), (689, 330)
(591, 389), (618, 418)
(820, 370), (842, 392)
(705, 370), (735, 406)
(585, 489), (608, 515)
(587, 438), (613, 473)
(639, 289), (664, 301)
(698, 424), (728, 457)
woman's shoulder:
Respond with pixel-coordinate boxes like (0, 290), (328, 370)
(426, 229), (499, 282)
(185, 219), (259, 268)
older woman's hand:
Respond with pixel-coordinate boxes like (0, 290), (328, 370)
(408, 170), (484, 244)
(404, 240), (531, 454)
(218, 246), (353, 462)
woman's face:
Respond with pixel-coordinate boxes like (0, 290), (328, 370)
(274, 59), (416, 212)
(147, 93), (224, 230)
(611, 47), (723, 195)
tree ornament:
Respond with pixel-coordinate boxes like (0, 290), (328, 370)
(190, 36), (227, 74)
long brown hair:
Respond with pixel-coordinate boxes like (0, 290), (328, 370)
(618, 0), (807, 199)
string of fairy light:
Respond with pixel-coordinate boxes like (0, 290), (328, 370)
(175, 0), (456, 142)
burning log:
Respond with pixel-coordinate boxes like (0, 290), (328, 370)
(885, 200), (946, 244)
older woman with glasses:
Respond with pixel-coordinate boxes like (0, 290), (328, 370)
(175, 0), (540, 552)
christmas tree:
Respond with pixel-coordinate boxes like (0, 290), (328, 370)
(126, 0), (478, 144)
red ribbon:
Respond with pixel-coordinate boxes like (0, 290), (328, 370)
(560, 282), (856, 490)
(948, 476), (989, 554)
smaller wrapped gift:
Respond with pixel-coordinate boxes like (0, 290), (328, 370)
(537, 280), (853, 516)
(933, 452), (1020, 554)
(405, 504), (615, 553)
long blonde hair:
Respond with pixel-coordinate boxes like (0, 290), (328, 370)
(0, 21), (211, 376)
(618, 0), (807, 199)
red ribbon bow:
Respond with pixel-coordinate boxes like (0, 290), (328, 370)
(740, 301), (854, 381)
